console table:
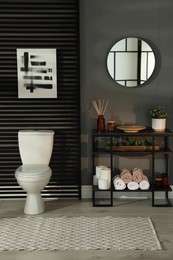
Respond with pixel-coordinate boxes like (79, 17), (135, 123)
(92, 127), (173, 207)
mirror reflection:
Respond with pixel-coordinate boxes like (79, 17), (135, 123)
(107, 37), (156, 87)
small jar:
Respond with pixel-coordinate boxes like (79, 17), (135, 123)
(108, 121), (116, 132)
(155, 177), (162, 188)
(97, 115), (105, 133)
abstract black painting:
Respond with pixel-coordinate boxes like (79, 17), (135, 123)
(17, 49), (57, 98)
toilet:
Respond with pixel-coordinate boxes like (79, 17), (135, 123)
(15, 130), (54, 215)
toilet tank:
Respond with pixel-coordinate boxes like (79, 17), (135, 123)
(18, 130), (54, 165)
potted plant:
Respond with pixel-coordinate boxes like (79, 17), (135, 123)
(150, 106), (168, 131)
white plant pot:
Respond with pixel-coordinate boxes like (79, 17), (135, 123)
(152, 118), (166, 131)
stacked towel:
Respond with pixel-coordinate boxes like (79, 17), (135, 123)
(113, 175), (126, 190)
(132, 167), (143, 183)
(143, 175), (149, 182)
(95, 166), (150, 191)
(127, 181), (139, 190)
(120, 168), (132, 183)
(139, 174), (150, 190)
(139, 180), (150, 190)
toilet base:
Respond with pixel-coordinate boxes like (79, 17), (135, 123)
(24, 193), (45, 215)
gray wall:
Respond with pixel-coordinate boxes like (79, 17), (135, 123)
(80, 0), (173, 185)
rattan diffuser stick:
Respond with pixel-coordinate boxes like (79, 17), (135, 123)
(92, 99), (109, 115)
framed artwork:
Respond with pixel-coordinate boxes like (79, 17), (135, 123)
(17, 48), (57, 98)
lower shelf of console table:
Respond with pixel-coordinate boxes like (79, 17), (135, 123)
(92, 185), (172, 207)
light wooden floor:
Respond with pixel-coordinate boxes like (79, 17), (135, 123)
(0, 198), (173, 260)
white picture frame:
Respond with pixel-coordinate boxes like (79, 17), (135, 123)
(17, 48), (57, 98)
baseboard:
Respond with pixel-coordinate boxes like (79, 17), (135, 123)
(81, 185), (173, 199)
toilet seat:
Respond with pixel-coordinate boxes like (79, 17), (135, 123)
(15, 164), (52, 181)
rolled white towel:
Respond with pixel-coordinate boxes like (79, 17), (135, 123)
(113, 175), (126, 190)
(127, 181), (139, 190)
(139, 180), (150, 190)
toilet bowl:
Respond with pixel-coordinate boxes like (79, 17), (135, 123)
(15, 130), (54, 215)
(15, 164), (52, 214)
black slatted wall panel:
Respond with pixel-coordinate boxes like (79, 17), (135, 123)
(0, 0), (81, 198)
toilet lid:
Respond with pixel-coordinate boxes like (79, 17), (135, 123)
(15, 164), (51, 177)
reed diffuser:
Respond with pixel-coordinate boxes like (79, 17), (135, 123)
(92, 99), (109, 133)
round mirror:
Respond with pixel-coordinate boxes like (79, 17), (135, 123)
(107, 37), (156, 87)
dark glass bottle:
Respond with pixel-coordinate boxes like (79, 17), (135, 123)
(97, 115), (105, 133)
